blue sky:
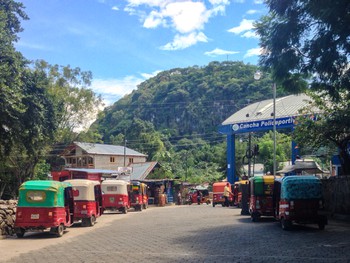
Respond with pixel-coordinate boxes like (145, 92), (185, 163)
(16, 0), (267, 105)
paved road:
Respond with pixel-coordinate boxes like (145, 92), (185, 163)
(1, 205), (350, 263)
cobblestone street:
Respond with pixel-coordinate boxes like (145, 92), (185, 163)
(1, 205), (350, 263)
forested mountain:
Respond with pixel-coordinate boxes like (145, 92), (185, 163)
(92, 61), (291, 182)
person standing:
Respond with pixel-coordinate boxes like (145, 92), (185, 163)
(223, 183), (233, 207)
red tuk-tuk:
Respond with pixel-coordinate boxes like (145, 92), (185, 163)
(129, 181), (148, 211)
(274, 175), (328, 230)
(249, 175), (275, 221)
(66, 179), (103, 227)
(187, 188), (211, 205)
(212, 182), (233, 207)
(101, 179), (129, 214)
(14, 180), (74, 238)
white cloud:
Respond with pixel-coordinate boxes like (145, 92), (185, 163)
(91, 71), (160, 105)
(204, 48), (239, 57)
(244, 47), (262, 58)
(112, 6), (119, 11)
(254, 0), (264, 4)
(162, 2), (209, 34)
(124, 0), (229, 49)
(241, 30), (258, 39)
(246, 9), (258, 15)
(228, 19), (254, 34)
(160, 32), (209, 50)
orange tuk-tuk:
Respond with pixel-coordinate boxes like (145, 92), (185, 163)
(274, 175), (328, 230)
(14, 180), (74, 238)
(129, 181), (148, 211)
(249, 175), (275, 221)
(101, 179), (130, 214)
(66, 179), (103, 227)
(212, 182), (233, 207)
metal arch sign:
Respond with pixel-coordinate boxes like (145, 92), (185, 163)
(230, 116), (296, 134)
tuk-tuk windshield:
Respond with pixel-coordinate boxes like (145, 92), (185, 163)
(281, 176), (322, 200)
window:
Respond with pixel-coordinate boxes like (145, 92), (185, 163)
(26, 191), (46, 202)
(110, 157), (115, 163)
(129, 158), (134, 164)
(106, 186), (118, 192)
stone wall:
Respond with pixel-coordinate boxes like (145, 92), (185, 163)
(0, 200), (17, 237)
(322, 176), (350, 216)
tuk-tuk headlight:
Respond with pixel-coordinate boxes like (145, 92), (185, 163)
(83, 205), (87, 209)
(48, 212), (53, 217)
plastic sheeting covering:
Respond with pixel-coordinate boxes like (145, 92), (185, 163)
(281, 176), (322, 200)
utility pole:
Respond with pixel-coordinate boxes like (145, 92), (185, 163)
(124, 130), (127, 167)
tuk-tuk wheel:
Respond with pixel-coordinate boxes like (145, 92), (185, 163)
(88, 215), (96, 227)
(122, 207), (128, 214)
(212, 203), (216, 207)
(143, 204), (147, 209)
(251, 213), (259, 222)
(318, 222), (325, 230)
(16, 228), (25, 238)
(56, 224), (64, 237)
(281, 218), (291, 230)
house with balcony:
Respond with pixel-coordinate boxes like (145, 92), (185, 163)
(60, 142), (147, 170)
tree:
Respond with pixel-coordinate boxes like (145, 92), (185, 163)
(33, 60), (104, 144)
(0, 0), (28, 154)
(256, 0), (350, 175)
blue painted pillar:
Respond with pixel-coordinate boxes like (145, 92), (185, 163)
(227, 134), (236, 183)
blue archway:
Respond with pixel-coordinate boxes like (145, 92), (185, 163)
(218, 94), (313, 183)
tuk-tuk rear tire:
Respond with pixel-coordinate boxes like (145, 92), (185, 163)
(122, 207), (128, 214)
(88, 215), (96, 227)
(143, 203), (147, 209)
(212, 203), (216, 207)
(56, 224), (64, 237)
(251, 213), (259, 222)
(281, 218), (291, 230)
(16, 228), (25, 238)
(318, 222), (325, 230)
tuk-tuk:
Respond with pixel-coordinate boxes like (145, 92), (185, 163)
(129, 181), (148, 211)
(101, 179), (129, 214)
(66, 179), (103, 227)
(274, 175), (327, 230)
(212, 182), (233, 207)
(14, 180), (74, 238)
(187, 188), (211, 205)
(249, 175), (275, 221)
(233, 180), (249, 207)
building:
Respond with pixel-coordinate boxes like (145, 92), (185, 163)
(60, 142), (147, 170)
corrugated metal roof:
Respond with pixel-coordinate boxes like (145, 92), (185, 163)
(222, 94), (317, 125)
(130, 162), (158, 181)
(74, 142), (147, 157)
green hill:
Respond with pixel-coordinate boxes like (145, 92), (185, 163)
(92, 61), (289, 182)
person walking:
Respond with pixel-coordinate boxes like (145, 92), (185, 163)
(223, 183), (233, 207)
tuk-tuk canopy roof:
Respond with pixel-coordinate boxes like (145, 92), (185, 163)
(101, 179), (129, 186)
(18, 180), (71, 207)
(19, 180), (70, 192)
(101, 179), (129, 194)
(249, 176), (275, 196)
(281, 175), (322, 200)
(65, 179), (101, 201)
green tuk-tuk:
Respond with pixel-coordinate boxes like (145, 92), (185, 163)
(14, 180), (74, 238)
